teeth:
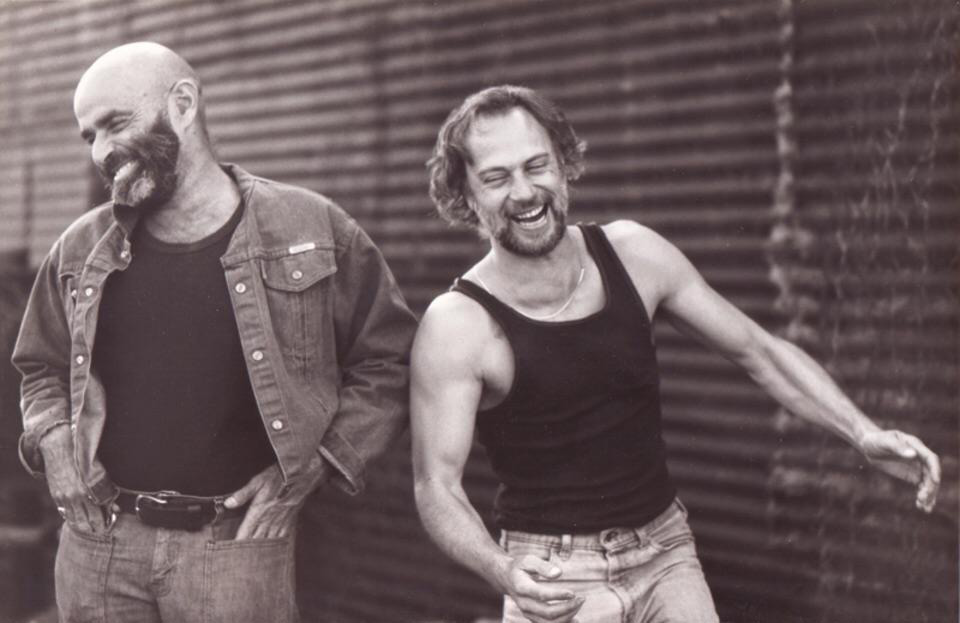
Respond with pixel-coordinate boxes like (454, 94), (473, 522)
(516, 205), (543, 219)
(113, 161), (137, 184)
(511, 205), (548, 224)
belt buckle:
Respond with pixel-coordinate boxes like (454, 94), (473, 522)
(134, 490), (209, 531)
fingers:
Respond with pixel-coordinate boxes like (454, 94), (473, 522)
(903, 436), (940, 512)
(58, 498), (107, 534)
(235, 500), (297, 540)
(508, 555), (583, 622)
(517, 554), (563, 581)
(224, 464), (282, 510)
(224, 478), (261, 510)
(867, 430), (942, 514)
(515, 593), (584, 623)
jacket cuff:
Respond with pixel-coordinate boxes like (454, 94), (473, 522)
(19, 419), (70, 478)
(319, 429), (365, 496)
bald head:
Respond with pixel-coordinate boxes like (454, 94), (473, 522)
(74, 42), (199, 121)
(74, 42), (215, 211)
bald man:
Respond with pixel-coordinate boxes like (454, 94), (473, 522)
(13, 42), (417, 622)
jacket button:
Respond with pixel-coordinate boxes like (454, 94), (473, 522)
(291, 270), (303, 280)
(75, 355), (85, 365)
(235, 283), (247, 294)
(120, 249), (130, 260)
(84, 287), (95, 297)
(271, 419), (284, 431)
(251, 350), (264, 361)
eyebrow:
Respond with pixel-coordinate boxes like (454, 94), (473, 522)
(79, 109), (130, 143)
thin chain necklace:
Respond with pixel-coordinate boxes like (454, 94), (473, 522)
(474, 262), (586, 321)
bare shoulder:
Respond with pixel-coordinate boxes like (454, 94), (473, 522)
(600, 220), (676, 261)
(413, 290), (497, 370)
(600, 219), (692, 277)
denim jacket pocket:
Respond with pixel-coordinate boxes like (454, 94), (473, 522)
(260, 248), (337, 292)
(260, 248), (337, 370)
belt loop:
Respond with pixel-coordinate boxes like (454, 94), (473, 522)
(557, 534), (573, 560)
(213, 497), (225, 524)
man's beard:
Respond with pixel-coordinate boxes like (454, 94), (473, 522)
(493, 185), (569, 257)
(99, 111), (180, 211)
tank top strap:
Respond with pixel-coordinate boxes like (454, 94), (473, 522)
(450, 277), (518, 331)
(578, 223), (651, 324)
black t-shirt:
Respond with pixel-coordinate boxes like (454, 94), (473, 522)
(94, 204), (275, 496)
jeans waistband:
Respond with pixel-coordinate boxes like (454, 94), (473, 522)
(500, 497), (687, 553)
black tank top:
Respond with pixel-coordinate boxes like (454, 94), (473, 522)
(452, 223), (675, 533)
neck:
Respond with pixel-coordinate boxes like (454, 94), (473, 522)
(480, 227), (583, 309)
(490, 228), (577, 280)
(143, 151), (240, 243)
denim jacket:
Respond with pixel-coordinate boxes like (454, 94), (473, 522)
(13, 164), (417, 503)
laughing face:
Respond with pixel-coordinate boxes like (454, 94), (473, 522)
(463, 107), (569, 257)
(96, 110), (180, 210)
(75, 75), (181, 212)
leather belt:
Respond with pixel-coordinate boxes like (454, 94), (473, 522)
(114, 490), (246, 531)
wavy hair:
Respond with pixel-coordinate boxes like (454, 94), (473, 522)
(426, 85), (586, 228)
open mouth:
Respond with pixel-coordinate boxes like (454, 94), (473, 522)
(509, 203), (550, 229)
(113, 160), (139, 187)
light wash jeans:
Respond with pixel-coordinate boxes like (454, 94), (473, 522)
(54, 512), (297, 623)
(500, 499), (719, 623)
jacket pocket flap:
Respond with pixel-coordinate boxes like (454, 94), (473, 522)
(261, 249), (337, 292)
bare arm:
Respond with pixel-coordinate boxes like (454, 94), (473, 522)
(411, 293), (583, 623)
(609, 221), (940, 512)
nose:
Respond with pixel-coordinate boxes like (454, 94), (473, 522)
(91, 134), (112, 170)
(509, 173), (536, 203)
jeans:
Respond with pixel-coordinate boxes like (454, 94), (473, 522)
(55, 512), (298, 623)
(500, 499), (719, 623)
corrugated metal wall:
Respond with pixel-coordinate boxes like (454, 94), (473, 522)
(766, 1), (959, 622)
(0, 1), (955, 622)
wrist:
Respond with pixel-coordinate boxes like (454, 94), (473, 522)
(38, 422), (72, 461)
(486, 551), (515, 594)
(851, 421), (883, 452)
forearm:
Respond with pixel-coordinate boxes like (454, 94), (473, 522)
(747, 335), (880, 449)
(415, 479), (511, 592)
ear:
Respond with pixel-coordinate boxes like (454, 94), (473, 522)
(166, 78), (200, 131)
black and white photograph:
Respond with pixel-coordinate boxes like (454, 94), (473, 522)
(0, 2), (956, 622)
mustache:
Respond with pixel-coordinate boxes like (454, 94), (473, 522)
(98, 151), (129, 183)
(96, 113), (180, 189)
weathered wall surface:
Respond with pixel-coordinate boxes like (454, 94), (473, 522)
(0, 1), (955, 622)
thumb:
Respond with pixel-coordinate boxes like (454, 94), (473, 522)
(224, 477), (260, 509)
(518, 554), (562, 580)
(882, 431), (918, 459)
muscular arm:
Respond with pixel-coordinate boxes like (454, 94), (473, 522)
(607, 221), (940, 512)
(411, 293), (582, 623)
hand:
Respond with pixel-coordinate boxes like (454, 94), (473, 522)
(860, 429), (940, 513)
(498, 554), (585, 623)
(40, 424), (109, 534)
(224, 459), (326, 539)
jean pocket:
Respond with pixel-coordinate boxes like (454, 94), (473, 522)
(64, 519), (114, 544)
(502, 536), (554, 563)
(203, 536), (296, 623)
(648, 508), (695, 553)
